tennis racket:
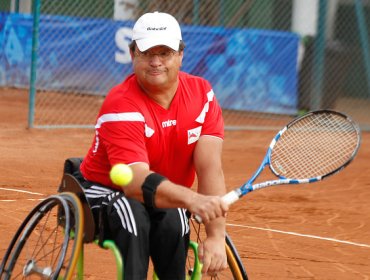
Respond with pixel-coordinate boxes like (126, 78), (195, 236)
(222, 109), (361, 206)
(196, 109), (361, 223)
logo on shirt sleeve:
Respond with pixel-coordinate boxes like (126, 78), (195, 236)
(187, 126), (202, 145)
(145, 124), (155, 137)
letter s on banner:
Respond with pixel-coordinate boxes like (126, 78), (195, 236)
(115, 27), (132, 64)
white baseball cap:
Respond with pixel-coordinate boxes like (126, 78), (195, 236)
(132, 12), (182, 52)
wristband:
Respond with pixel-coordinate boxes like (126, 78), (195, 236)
(142, 173), (167, 208)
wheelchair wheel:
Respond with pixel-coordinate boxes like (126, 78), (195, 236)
(187, 219), (248, 280)
(0, 192), (84, 280)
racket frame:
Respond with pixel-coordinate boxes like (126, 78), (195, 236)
(223, 109), (361, 205)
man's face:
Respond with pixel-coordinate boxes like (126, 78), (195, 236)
(131, 45), (183, 92)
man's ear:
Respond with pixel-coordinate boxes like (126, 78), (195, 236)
(129, 49), (135, 61)
(179, 50), (184, 67)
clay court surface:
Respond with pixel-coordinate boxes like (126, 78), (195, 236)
(0, 88), (369, 279)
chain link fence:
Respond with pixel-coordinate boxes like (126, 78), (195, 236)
(1, 0), (369, 130)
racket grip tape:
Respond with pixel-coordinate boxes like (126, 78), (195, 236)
(222, 190), (240, 205)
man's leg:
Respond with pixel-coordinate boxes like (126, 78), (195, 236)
(149, 208), (190, 280)
(107, 195), (151, 280)
(84, 186), (151, 280)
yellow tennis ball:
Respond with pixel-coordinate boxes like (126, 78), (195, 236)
(110, 164), (133, 186)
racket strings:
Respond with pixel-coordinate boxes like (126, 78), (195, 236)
(270, 113), (360, 178)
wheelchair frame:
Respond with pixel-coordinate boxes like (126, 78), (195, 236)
(0, 165), (248, 279)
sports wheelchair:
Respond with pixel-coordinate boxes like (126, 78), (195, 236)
(0, 158), (248, 279)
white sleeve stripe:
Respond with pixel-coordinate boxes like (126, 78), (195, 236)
(196, 89), (215, 124)
(207, 89), (215, 101)
(95, 112), (145, 129)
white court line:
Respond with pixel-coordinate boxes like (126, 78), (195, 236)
(227, 223), (370, 248)
(0, 199), (44, 202)
(2, 187), (368, 249)
(0, 187), (45, 196)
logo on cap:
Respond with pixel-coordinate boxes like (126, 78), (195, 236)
(147, 27), (167, 31)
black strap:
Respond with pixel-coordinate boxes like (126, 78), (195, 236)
(142, 173), (167, 208)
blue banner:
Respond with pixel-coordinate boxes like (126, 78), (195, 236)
(0, 12), (299, 114)
(0, 13), (33, 87)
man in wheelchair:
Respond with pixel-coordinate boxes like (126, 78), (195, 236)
(77, 12), (229, 280)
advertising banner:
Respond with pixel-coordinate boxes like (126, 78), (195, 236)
(0, 13), (299, 114)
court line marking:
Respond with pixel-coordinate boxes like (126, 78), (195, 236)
(227, 223), (370, 248)
(0, 187), (45, 196)
(0, 187), (46, 202)
(0, 199), (44, 202)
(1, 188), (368, 248)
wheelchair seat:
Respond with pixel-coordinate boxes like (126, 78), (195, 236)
(58, 158), (96, 243)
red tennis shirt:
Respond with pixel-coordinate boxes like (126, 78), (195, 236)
(80, 72), (224, 189)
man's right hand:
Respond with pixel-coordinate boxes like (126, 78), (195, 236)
(188, 194), (228, 224)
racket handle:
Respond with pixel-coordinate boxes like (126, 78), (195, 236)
(194, 214), (202, 223)
(194, 190), (240, 223)
(222, 190), (241, 205)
